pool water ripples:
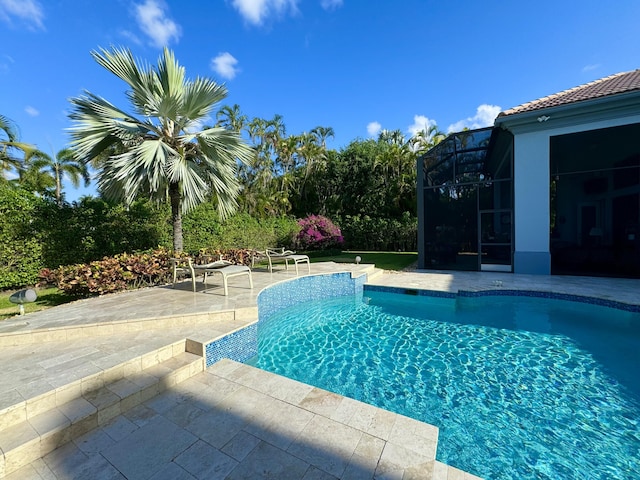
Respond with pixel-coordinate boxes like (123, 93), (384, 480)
(247, 292), (640, 479)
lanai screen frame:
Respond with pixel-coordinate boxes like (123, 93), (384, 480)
(417, 127), (514, 271)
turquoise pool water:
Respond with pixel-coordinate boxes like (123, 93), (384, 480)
(247, 290), (640, 479)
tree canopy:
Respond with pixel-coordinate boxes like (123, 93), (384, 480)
(68, 47), (254, 251)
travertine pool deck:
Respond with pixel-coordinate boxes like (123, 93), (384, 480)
(1, 264), (638, 479)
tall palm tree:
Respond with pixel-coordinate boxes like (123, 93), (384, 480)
(310, 125), (334, 149)
(25, 148), (90, 204)
(378, 129), (406, 146)
(1, 114), (35, 179)
(15, 161), (56, 196)
(410, 125), (445, 154)
(68, 47), (253, 252)
(216, 104), (247, 133)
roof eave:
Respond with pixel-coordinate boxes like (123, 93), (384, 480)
(494, 90), (640, 132)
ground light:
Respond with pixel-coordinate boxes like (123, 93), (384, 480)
(9, 288), (37, 315)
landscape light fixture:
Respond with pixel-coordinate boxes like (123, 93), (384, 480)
(355, 256), (361, 265)
(9, 289), (37, 315)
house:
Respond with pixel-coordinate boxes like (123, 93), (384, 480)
(417, 70), (640, 277)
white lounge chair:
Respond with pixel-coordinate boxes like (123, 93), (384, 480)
(170, 257), (196, 291)
(193, 262), (253, 295)
(264, 248), (310, 275)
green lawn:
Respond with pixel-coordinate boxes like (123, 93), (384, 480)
(0, 287), (75, 320)
(307, 250), (417, 271)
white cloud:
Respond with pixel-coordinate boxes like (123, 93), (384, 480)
(135, 0), (181, 48)
(367, 121), (381, 137)
(211, 52), (240, 80)
(447, 104), (501, 133)
(25, 106), (39, 117)
(407, 114), (437, 137)
(582, 63), (601, 73)
(119, 29), (143, 46)
(320, 0), (343, 11)
(231, 0), (299, 26)
(0, 0), (45, 30)
(0, 53), (13, 73)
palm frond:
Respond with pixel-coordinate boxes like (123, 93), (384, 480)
(157, 48), (185, 102)
(182, 78), (228, 122)
(0, 115), (19, 142)
(91, 47), (159, 116)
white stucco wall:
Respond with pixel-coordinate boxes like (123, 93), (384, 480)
(513, 131), (551, 273)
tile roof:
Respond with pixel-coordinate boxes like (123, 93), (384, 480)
(499, 69), (640, 116)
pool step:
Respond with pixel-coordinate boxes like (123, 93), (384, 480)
(0, 350), (203, 477)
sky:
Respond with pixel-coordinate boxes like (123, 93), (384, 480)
(1, 0), (639, 201)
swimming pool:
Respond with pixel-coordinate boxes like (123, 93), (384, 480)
(247, 286), (640, 479)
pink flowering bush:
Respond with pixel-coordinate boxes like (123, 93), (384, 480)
(295, 215), (344, 250)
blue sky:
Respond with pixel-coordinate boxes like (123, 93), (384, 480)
(2, 0), (639, 201)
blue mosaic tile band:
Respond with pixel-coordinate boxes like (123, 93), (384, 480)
(363, 285), (640, 312)
(205, 272), (366, 367)
(205, 323), (258, 367)
(258, 272), (365, 322)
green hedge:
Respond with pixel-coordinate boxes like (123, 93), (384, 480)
(36, 198), (171, 268)
(0, 186), (44, 289)
(0, 186), (301, 290)
(182, 209), (298, 253)
(337, 213), (417, 251)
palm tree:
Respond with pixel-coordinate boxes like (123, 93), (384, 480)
(15, 161), (56, 197)
(378, 129), (406, 145)
(1, 115), (35, 179)
(216, 104), (248, 133)
(410, 125), (445, 154)
(310, 126), (334, 149)
(68, 47), (253, 252)
(25, 148), (90, 204)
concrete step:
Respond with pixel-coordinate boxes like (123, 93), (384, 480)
(366, 267), (385, 281)
(0, 339), (186, 431)
(0, 351), (203, 477)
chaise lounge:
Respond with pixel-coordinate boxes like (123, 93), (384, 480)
(170, 258), (253, 295)
(264, 248), (311, 275)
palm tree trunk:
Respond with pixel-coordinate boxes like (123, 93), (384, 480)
(169, 182), (183, 252)
(55, 165), (62, 205)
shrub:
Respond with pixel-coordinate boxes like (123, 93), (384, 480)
(337, 213), (417, 251)
(39, 249), (173, 297)
(295, 215), (344, 250)
(38, 247), (260, 297)
(36, 198), (170, 268)
(0, 185), (44, 289)
(182, 208), (298, 252)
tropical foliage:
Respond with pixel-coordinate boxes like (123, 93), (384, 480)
(38, 249), (175, 297)
(68, 47), (254, 251)
(24, 148), (90, 204)
(0, 114), (35, 181)
(38, 247), (261, 297)
(0, 185), (44, 290)
(1, 47), (451, 292)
